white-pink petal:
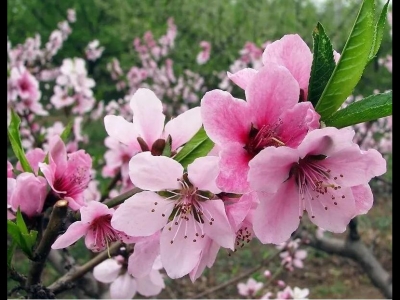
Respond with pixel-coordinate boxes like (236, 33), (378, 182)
(93, 258), (122, 283)
(129, 152), (182, 191)
(111, 191), (174, 237)
(51, 221), (89, 249)
(109, 273), (137, 299)
(104, 115), (141, 150)
(130, 88), (165, 147)
(164, 106), (202, 150)
(188, 156), (221, 194)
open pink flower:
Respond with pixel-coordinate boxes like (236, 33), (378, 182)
(39, 135), (92, 210)
(104, 88), (202, 158)
(201, 62), (320, 193)
(248, 127), (387, 244)
(52, 201), (134, 252)
(228, 35), (311, 94)
(237, 277), (263, 297)
(111, 153), (235, 279)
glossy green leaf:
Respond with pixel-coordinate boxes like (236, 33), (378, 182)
(7, 209), (38, 258)
(315, 0), (375, 120)
(324, 91), (392, 128)
(173, 126), (214, 169)
(7, 110), (34, 173)
(307, 22), (336, 107)
(162, 135), (172, 157)
(369, 0), (390, 61)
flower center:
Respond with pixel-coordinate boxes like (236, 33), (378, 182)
(89, 214), (120, 252)
(289, 155), (347, 219)
(244, 122), (285, 157)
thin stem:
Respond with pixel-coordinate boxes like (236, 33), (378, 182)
(104, 187), (142, 208)
(47, 242), (122, 294)
(99, 171), (121, 203)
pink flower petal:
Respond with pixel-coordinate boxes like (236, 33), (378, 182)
(130, 88), (165, 147)
(217, 144), (252, 193)
(128, 232), (161, 278)
(225, 193), (256, 232)
(160, 219), (207, 279)
(93, 258), (122, 283)
(245, 63), (300, 128)
(262, 34), (312, 99)
(129, 152), (182, 191)
(111, 191), (174, 237)
(297, 127), (355, 158)
(80, 201), (113, 223)
(164, 106), (202, 150)
(110, 273), (137, 299)
(322, 146), (387, 187)
(135, 270), (165, 296)
(278, 102), (320, 148)
(201, 90), (250, 145)
(104, 115), (141, 150)
(51, 221), (89, 249)
(248, 146), (299, 194)
(187, 156), (221, 194)
(47, 135), (68, 177)
(351, 184), (374, 215)
(307, 186), (355, 232)
(189, 239), (220, 282)
(227, 68), (258, 89)
(202, 200), (235, 249)
(253, 183), (301, 244)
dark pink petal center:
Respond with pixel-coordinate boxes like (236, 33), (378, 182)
(89, 214), (120, 251)
(290, 155), (347, 218)
(244, 122), (284, 157)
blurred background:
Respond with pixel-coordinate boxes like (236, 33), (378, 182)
(7, 0), (392, 298)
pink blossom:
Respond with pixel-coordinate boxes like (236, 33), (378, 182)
(39, 135), (92, 210)
(248, 127), (387, 244)
(277, 286), (310, 299)
(16, 148), (46, 174)
(52, 201), (132, 252)
(201, 62), (320, 193)
(67, 8), (76, 23)
(104, 88), (202, 158)
(7, 177), (16, 219)
(237, 277), (263, 297)
(85, 40), (104, 61)
(8, 173), (48, 218)
(111, 154), (235, 279)
(196, 41), (211, 65)
(93, 255), (165, 299)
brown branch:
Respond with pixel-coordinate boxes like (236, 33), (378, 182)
(300, 230), (392, 299)
(47, 241), (122, 294)
(27, 199), (69, 287)
(193, 245), (286, 299)
(104, 187), (142, 208)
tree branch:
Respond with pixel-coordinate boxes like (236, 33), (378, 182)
(27, 199), (69, 287)
(300, 230), (392, 299)
(47, 241), (122, 295)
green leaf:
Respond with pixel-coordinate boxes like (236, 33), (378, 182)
(307, 22), (336, 107)
(7, 110), (34, 173)
(173, 126), (214, 169)
(16, 208), (28, 234)
(315, 0), (375, 120)
(368, 0), (390, 61)
(60, 120), (73, 142)
(7, 209), (38, 258)
(162, 135), (172, 157)
(7, 240), (17, 268)
(324, 91), (392, 128)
